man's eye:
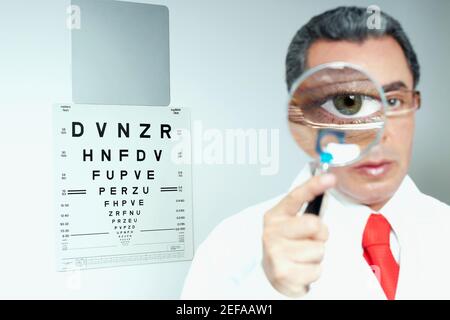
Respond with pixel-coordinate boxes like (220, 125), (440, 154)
(387, 98), (401, 108)
(320, 94), (381, 119)
(333, 95), (362, 115)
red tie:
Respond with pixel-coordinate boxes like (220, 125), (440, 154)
(362, 213), (399, 300)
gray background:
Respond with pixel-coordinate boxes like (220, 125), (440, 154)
(0, 0), (448, 299)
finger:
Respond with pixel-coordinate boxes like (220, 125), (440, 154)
(281, 262), (323, 288)
(284, 239), (326, 263)
(271, 174), (336, 217)
(277, 214), (323, 239)
(311, 221), (329, 242)
(296, 263), (322, 285)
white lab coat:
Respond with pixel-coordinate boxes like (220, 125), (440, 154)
(181, 166), (450, 299)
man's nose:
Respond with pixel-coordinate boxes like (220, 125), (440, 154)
(380, 118), (394, 144)
(365, 120), (392, 156)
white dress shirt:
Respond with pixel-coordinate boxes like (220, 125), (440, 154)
(181, 165), (450, 299)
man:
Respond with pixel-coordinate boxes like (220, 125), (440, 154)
(181, 6), (450, 299)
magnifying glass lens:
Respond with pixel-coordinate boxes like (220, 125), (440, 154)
(288, 65), (386, 166)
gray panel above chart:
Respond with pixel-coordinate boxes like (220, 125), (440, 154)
(71, 0), (170, 106)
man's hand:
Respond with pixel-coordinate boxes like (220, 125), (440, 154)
(262, 174), (336, 298)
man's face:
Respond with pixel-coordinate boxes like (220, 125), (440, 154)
(306, 36), (416, 210)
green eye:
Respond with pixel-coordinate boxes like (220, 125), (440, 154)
(333, 95), (362, 115)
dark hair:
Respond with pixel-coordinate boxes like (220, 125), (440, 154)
(285, 6), (420, 91)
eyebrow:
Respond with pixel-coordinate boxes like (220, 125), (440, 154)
(382, 81), (408, 92)
(294, 79), (379, 97)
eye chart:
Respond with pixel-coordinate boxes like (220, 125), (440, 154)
(53, 104), (192, 271)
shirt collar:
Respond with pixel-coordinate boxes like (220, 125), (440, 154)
(287, 164), (422, 232)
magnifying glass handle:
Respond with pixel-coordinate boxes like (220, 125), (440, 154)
(304, 193), (324, 215)
(303, 161), (329, 216)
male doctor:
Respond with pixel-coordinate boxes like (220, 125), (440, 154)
(181, 6), (450, 299)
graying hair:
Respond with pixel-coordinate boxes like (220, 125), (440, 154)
(285, 6), (420, 91)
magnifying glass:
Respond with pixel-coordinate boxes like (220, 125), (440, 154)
(287, 62), (388, 215)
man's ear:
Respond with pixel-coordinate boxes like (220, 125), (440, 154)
(415, 91), (421, 110)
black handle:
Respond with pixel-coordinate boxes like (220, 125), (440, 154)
(304, 193), (324, 216)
